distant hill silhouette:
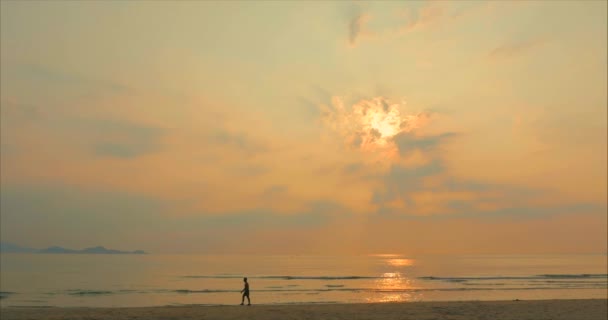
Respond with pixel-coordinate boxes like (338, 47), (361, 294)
(0, 242), (147, 254)
(0, 242), (37, 253)
(37, 246), (79, 254)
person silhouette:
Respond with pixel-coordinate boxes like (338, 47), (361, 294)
(240, 277), (251, 306)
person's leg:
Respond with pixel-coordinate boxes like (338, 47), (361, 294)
(240, 293), (245, 305)
(246, 294), (251, 305)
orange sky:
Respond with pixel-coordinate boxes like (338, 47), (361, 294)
(1, 1), (606, 254)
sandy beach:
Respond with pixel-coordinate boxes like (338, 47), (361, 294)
(1, 299), (606, 320)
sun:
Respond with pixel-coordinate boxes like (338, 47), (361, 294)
(321, 96), (428, 155)
(367, 105), (402, 141)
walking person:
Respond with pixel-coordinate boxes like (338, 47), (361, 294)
(240, 277), (251, 306)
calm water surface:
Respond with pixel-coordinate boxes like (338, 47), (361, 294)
(1, 254), (606, 307)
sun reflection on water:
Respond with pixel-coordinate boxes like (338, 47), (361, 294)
(387, 258), (414, 267)
(366, 272), (414, 303)
(363, 255), (419, 303)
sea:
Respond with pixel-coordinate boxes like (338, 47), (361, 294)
(0, 253), (606, 307)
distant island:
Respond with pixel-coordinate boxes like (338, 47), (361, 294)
(0, 242), (147, 254)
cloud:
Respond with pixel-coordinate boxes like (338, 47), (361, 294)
(13, 63), (130, 94)
(0, 183), (166, 249)
(296, 97), (322, 120)
(0, 99), (41, 155)
(343, 162), (364, 174)
(488, 38), (546, 59)
(366, 126), (557, 218)
(94, 143), (158, 159)
(394, 132), (457, 157)
(320, 95), (432, 156)
(400, 3), (445, 33)
(233, 164), (270, 177)
(263, 184), (288, 198)
(3, 181), (604, 254)
(0, 182), (346, 253)
(197, 210), (330, 229)
(399, 1), (499, 35)
(315, 94), (593, 220)
(0, 98), (41, 123)
(372, 160), (444, 207)
(348, 14), (371, 47)
(378, 196), (606, 222)
(370, 159), (572, 219)
(210, 129), (268, 154)
(0, 98), (167, 159)
(83, 119), (166, 158)
(453, 203), (607, 220)
(295, 86), (333, 120)
(346, 2), (490, 47)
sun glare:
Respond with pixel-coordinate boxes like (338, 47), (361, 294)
(366, 272), (416, 303)
(387, 258), (414, 267)
(321, 96), (429, 156)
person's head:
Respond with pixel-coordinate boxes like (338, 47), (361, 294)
(244, 277), (247, 282)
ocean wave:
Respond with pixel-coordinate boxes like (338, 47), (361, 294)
(40, 273), (607, 299)
(174, 289), (238, 294)
(182, 275), (382, 280)
(183, 273), (608, 282)
(539, 274), (607, 278)
(260, 276), (380, 280)
(168, 286), (607, 294)
(418, 274), (608, 282)
(33, 284), (608, 300)
(67, 290), (114, 296)
(182, 275), (244, 279)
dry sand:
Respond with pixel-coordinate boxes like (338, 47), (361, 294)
(1, 299), (606, 320)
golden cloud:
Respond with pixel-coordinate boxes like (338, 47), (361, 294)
(320, 96), (432, 159)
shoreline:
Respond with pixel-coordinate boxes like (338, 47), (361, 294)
(2, 299), (607, 320)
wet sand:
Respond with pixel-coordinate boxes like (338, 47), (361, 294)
(1, 299), (606, 320)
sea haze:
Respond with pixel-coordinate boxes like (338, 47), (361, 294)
(0, 254), (606, 307)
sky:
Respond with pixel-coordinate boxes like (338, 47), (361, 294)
(1, 0), (606, 255)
